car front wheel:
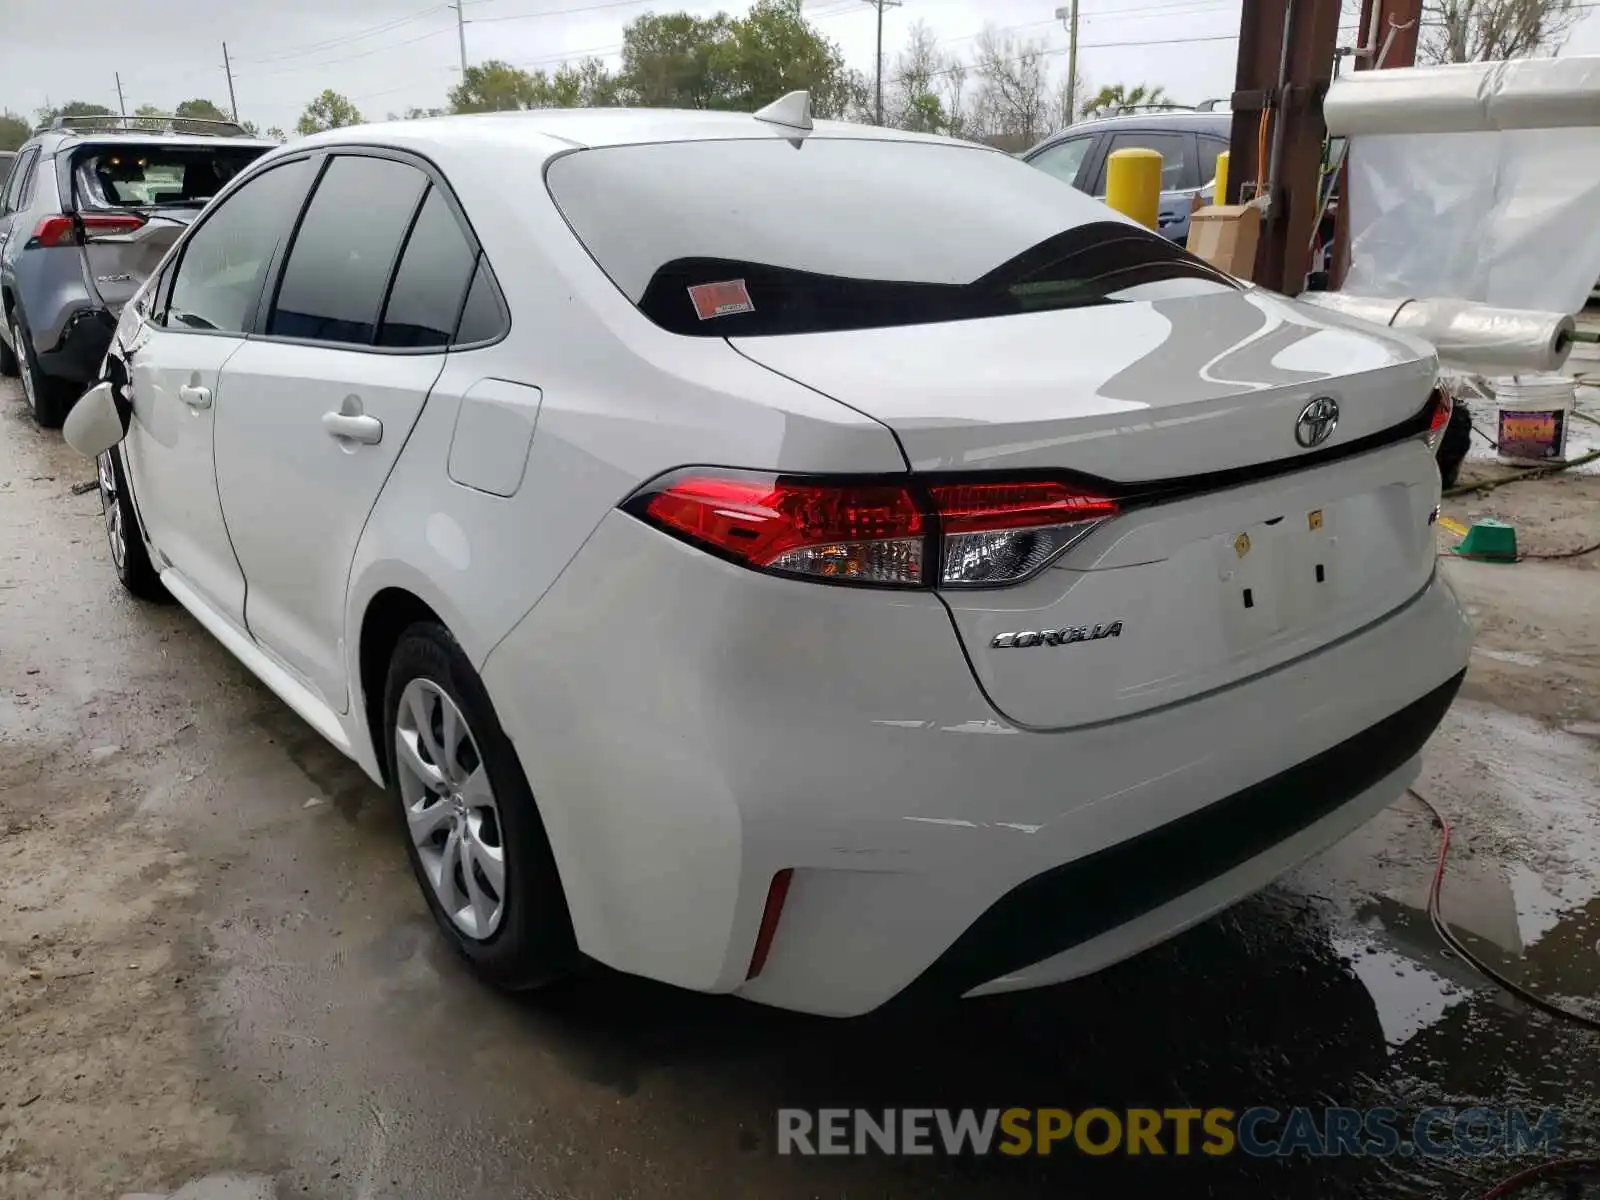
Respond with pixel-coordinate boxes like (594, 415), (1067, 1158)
(384, 622), (580, 990)
(97, 448), (168, 602)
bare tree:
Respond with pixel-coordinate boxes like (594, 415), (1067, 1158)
(971, 26), (1054, 145)
(888, 20), (970, 135)
(1420, 0), (1581, 62)
(1056, 69), (1090, 127)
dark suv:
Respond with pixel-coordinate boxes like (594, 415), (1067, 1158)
(0, 115), (273, 425)
(1022, 110), (1233, 244)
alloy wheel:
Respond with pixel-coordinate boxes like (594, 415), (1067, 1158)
(13, 321), (36, 416)
(394, 677), (507, 940)
(98, 452), (127, 573)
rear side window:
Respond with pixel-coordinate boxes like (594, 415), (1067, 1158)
(2, 148), (38, 214)
(270, 155), (428, 346)
(377, 187), (476, 348)
(453, 260), (509, 345)
(546, 138), (1231, 339)
(168, 157), (315, 334)
(1198, 137), (1228, 188)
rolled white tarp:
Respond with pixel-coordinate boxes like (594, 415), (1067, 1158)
(1324, 57), (1600, 135)
(1323, 55), (1600, 315)
(1301, 293), (1576, 375)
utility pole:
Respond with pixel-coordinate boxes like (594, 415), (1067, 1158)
(114, 72), (127, 119)
(222, 41), (239, 122)
(862, 0), (902, 126)
(451, 3), (469, 76)
(1056, 3), (1081, 123)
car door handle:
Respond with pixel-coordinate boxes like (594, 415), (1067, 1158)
(322, 411), (383, 445)
(178, 384), (212, 409)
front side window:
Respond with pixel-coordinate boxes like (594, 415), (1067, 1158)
(269, 155), (428, 346)
(1029, 137), (1094, 189)
(168, 157), (314, 334)
(546, 138), (1231, 339)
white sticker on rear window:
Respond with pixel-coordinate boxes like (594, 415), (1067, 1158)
(688, 279), (754, 320)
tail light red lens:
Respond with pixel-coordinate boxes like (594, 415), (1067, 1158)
(1424, 387), (1453, 451)
(640, 473), (926, 586)
(627, 471), (1118, 589)
(31, 213), (145, 248)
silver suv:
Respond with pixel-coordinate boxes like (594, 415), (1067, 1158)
(0, 115), (273, 425)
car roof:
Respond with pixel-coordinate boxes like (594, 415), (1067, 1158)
(1024, 109), (1233, 156)
(294, 108), (991, 161)
(28, 131), (277, 154)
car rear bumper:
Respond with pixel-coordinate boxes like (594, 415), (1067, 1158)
(38, 306), (115, 383)
(482, 510), (1472, 1017)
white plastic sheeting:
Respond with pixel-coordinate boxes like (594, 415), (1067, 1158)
(1300, 293), (1575, 375)
(1323, 56), (1600, 315)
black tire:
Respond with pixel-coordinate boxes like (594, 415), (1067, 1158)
(11, 312), (79, 428)
(98, 447), (169, 602)
(0, 319), (17, 378)
(383, 622), (580, 989)
(1437, 398), (1472, 490)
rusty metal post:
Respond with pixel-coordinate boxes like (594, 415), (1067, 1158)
(1330, 0), (1423, 287)
(1226, 0), (1342, 293)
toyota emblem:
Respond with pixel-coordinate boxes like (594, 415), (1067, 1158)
(1295, 397), (1340, 448)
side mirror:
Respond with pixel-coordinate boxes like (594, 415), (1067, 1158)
(63, 381), (127, 458)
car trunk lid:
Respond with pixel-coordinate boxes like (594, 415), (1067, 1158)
(77, 210), (194, 314)
(731, 287), (1445, 729)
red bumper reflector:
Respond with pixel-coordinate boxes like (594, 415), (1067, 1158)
(746, 868), (793, 980)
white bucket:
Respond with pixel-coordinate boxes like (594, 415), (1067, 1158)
(1491, 374), (1575, 466)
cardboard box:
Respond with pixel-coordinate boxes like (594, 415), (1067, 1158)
(1186, 204), (1261, 279)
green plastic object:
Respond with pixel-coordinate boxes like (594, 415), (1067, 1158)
(1454, 518), (1519, 561)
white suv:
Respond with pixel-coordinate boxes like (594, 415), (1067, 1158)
(66, 105), (1471, 1017)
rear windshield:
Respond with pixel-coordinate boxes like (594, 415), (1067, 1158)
(72, 144), (268, 211)
(544, 137), (1234, 337)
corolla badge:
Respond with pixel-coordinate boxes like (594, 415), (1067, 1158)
(1295, 396), (1340, 448)
(991, 622), (1123, 649)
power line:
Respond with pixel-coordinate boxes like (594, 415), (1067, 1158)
(229, 4), (450, 66)
(904, 31), (1240, 83)
(233, 28), (456, 80)
(464, 0), (662, 23)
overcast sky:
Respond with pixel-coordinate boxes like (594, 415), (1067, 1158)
(7, 0), (1600, 131)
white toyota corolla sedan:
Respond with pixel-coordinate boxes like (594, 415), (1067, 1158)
(65, 100), (1472, 1017)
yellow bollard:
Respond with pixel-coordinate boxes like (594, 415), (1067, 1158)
(1104, 148), (1162, 230)
(1212, 150), (1230, 205)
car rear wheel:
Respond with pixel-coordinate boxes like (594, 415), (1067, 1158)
(0, 321), (17, 378)
(384, 622), (580, 989)
(97, 447), (168, 602)
(11, 313), (78, 429)
(1437, 398), (1472, 490)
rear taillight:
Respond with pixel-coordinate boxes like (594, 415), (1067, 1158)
(1423, 387), (1453, 451)
(31, 213), (145, 248)
(626, 470), (1119, 589)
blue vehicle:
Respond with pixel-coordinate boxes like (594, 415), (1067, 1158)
(1021, 109), (1233, 245)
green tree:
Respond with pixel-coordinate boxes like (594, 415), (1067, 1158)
(296, 90), (363, 135)
(129, 103), (167, 131)
(0, 111), (28, 150)
(615, 1), (858, 117)
(36, 101), (117, 131)
(618, 12), (735, 109)
(448, 60), (542, 112)
(1082, 83), (1170, 117)
(175, 98), (230, 121)
(266, 126), (287, 142)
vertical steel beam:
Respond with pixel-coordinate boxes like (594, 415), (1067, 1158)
(1227, 0), (1343, 293)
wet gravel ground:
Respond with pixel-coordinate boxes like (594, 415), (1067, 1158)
(1, 376), (1597, 1200)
